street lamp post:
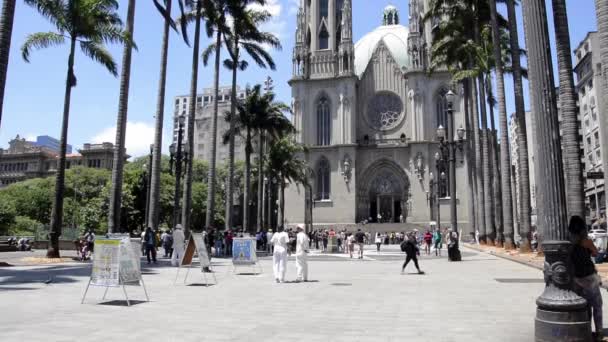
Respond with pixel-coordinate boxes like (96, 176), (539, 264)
(170, 115), (186, 229)
(436, 90), (465, 261)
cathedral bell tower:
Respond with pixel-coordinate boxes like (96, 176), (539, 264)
(292, 0), (354, 80)
(407, 0), (427, 70)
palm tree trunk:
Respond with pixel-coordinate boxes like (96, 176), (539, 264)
(279, 179), (285, 227)
(205, 29), (222, 228)
(463, 79), (477, 237)
(478, 74), (494, 245)
(243, 127), (252, 233)
(551, 0), (585, 218)
(225, 47), (239, 230)
(108, 0), (136, 234)
(148, 0), (173, 231)
(489, 0), (514, 248)
(486, 76), (503, 245)
(0, 0), (15, 128)
(257, 132), (265, 232)
(181, 2), (202, 237)
(507, 0), (531, 251)
(48, 37), (77, 258)
(470, 74), (485, 244)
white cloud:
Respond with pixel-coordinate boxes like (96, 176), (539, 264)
(250, 0), (288, 43)
(92, 121), (158, 158)
(25, 133), (38, 142)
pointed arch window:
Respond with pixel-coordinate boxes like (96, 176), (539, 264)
(436, 88), (448, 129)
(317, 96), (331, 145)
(316, 157), (331, 200)
(319, 25), (329, 50)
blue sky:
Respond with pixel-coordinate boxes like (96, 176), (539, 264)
(0, 0), (599, 157)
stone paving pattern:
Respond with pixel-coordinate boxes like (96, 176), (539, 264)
(0, 245), (602, 341)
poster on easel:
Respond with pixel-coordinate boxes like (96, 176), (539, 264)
(175, 233), (216, 285)
(82, 236), (149, 306)
(231, 237), (262, 275)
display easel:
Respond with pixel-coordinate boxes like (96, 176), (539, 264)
(81, 237), (149, 306)
(174, 233), (217, 285)
(232, 237), (263, 275)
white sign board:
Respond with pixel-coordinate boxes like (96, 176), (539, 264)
(90, 239), (120, 287)
(191, 233), (211, 269)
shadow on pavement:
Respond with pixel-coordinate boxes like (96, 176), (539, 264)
(186, 283), (216, 287)
(98, 300), (147, 307)
(0, 264), (91, 288)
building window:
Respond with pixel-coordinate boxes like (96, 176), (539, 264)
(315, 157), (330, 200)
(319, 26), (329, 50)
(319, 0), (328, 20)
(595, 132), (600, 148)
(596, 149), (602, 161)
(317, 96), (331, 145)
(436, 88), (448, 129)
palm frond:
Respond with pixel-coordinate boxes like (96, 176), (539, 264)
(79, 41), (118, 76)
(21, 32), (65, 62)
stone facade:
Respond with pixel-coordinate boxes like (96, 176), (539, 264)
(172, 86), (248, 164)
(574, 31), (608, 224)
(0, 136), (125, 187)
(284, 1), (472, 233)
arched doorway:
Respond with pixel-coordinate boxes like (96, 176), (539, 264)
(357, 159), (410, 223)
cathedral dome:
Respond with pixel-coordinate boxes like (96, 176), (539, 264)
(354, 9), (409, 78)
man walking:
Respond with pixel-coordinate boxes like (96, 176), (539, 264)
(295, 225), (310, 282)
(271, 226), (290, 283)
(401, 233), (424, 274)
(355, 229), (366, 259)
(171, 224), (185, 267)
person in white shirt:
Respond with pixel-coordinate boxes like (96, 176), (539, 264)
(270, 226), (290, 283)
(171, 224), (186, 267)
(295, 225), (310, 282)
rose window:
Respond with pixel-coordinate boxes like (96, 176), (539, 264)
(367, 92), (404, 131)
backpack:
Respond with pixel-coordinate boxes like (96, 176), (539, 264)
(400, 241), (407, 252)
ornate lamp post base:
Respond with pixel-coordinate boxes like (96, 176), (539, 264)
(534, 241), (590, 341)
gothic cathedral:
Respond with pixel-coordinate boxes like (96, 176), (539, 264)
(284, 1), (473, 233)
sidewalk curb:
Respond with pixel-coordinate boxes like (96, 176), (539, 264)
(464, 243), (608, 290)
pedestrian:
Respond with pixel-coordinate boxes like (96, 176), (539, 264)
(270, 226), (290, 283)
(226, 230), (234, 257)
(215, 234), (223, 257)
(569, 215), (603, 341)
(84, 229), (95, 254)
(161, 230), (173, 258)
(144, 227), (157, 264)
(266, 229), (274, 253)
(295, 225), (310, 282)
(322, 231), (328, 252)
(424, 230), (433, 255)
(171, 224), (185, 267)
(355, 229), (366, 259)
(375, 232), (382, 252)
(433, 229), (443, 256)
(347, 233), (355, 258)
(401, 233), (424, 274)
(140, 230), (146, 256)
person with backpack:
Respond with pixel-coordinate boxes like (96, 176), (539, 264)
(401, 233), (424, 274)
(144, 227), (157, 264)
(355, 229), (366, 259)
(161, 230), (173, 258)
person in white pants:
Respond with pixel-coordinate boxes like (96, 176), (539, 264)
(171, 224), (185, 267)
(270, 226), (289, 283)
(295, 225), (310, 282)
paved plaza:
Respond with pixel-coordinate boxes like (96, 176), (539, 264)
(0, 244), (593, 341)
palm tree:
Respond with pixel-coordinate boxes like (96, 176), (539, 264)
(551, 0), (585, 218)
(223, 4), (281, 230)
(506, 0), (531, 251)
(488, 0), (514, 248)
(108, 0), (137, 234)
(0, 0), (16, 129)
(201, 0), (230, 229)
(179, 0), (204, 237)
(267, 136), (308, 227)
(22, 0), (127, 257)
(148, 0), (187, 232)
(224, 84), (292, 232)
